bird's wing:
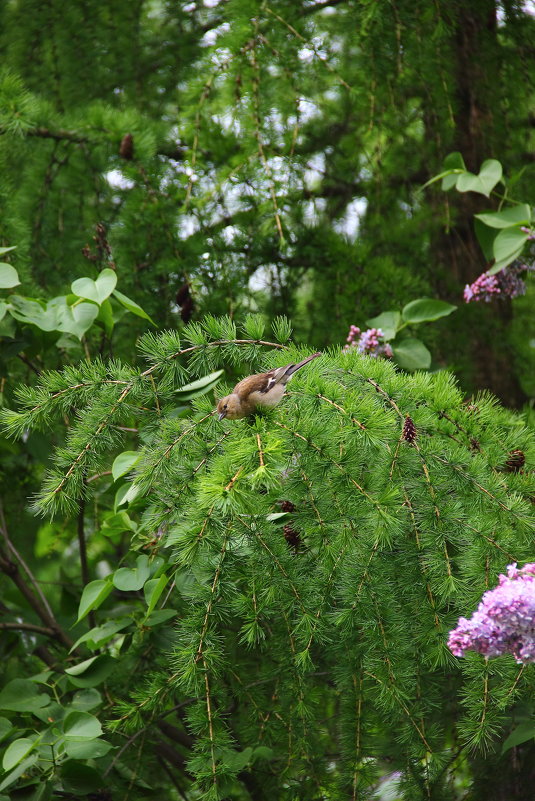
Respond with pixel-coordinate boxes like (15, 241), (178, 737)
(233, 366), (289, 397)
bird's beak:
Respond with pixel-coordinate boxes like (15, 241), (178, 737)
(218, 411), (226, 421)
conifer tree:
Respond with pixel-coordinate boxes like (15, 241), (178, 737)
(1, 316), (534, 799)
(1, 0), (534, 400)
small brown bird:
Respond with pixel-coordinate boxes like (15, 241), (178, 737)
(217, 352), (321, 420)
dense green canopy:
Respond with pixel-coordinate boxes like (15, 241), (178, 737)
(0, 2), (534, 799)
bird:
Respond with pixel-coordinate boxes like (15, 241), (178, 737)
(216, 352), (322, 420)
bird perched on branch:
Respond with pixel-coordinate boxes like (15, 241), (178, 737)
(217, 352), (322, 420)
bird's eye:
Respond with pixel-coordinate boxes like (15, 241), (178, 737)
(223, 404), (228, 410)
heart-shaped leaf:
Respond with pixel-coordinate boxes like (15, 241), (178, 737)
(63, 711), (102, 741)
(0, 679), (50, 713)
(402, 299), (457, 324)
(112, 451), (141, 482)
(441, 151), (466, 191)
(8, 296), (57, 331)
(72, 269), (117, 305)
(0, 263), (20, 289)
(77, 579), (113, 623)
(2, 738), (36, 771)
(393, 338), (431, 371)
(475, 204), (531, 229)
(113, 555), (151, 591)
(364, 311), (401, 341)
(50, 298), (99, 340)
(491, 226), (528, 269)
(456, 159), (502, 197)
(64, 738), (113, 759)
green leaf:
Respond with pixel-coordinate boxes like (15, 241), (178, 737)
(0, 679), (50, 713)
(488, 247), (526, 276)
(63, 711), (102, 741)
(441, 152), (467, 190)
(475, 204), (531, 229)
(65, 656), (101, 677)
(2, 738), (35, 771)
(365, 311), (401, 341)
(491, 227), (529, 270)
(393, 338), (431, 371)
(174, 370), (224, 400)
(113, 554), (151, 591)
(112, 450), (141, 482)
(0, 263), (20, 289)
(77, 579), (113, 623)
(65, 656), (115, 689)
(0, 247), (16, 255)
(70, 618), (131, 653)
(71, 689), (102, 712)
(0, 718), (14, 743)
(71, 269), (117, 305)
(221, 746), (253, 771)
(8, 296), (57, 331)
(101, 510), (137, 538)
(112, 289), (155, 324)
(417, 153), (466, 193)
(401, 299), (457, 324)
(144, 609), (177, 626)
(474, 218), (498, 262)
(114, 482), (141, 509)
(0, 755), (38, 792)
(143, 574), (169, 618)
(252, 745), (274, 761)
(502, 722), (535, 754)
(96, 298), (114, 336)
(456, 159), (502, 197)
(64, 738), (113, 759)
(51, 298), (99, 340)
(60, 761), (103, 794)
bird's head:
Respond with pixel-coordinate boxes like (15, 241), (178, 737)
(216, 393), (243, 420)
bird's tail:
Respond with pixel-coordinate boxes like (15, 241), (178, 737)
(284, 352), (322, 378)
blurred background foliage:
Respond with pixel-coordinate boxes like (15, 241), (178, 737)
(1, 0), (534, 401)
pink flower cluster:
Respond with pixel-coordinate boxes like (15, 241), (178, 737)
(448, 563), (535, 664)
(464, 260), (533, 303)
(344, 325), (393, 358)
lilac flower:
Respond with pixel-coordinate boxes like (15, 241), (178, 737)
(448, 563), (535, 664)
(464, 260), (534, 303)
(343, 326), (393, 358)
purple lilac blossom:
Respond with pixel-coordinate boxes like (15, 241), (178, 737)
(464, 259), (534, 303)
(448, 563), (535, 664)
(343, 326), (393, 358)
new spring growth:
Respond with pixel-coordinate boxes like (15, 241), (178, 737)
(448, 563), (535, 664)
(343, 325), (393, 358)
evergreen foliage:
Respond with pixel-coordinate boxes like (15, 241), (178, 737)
(0, 1), (534, 399)
(2, 316), (534, 799)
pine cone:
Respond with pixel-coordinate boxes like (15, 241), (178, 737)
(176, 283), (190, 306)
(504, 449), (525, 472)
(402, 415), (417, 444)
(180, 296), (194, 323)
(283, 523), (301, 552)
(119, 133), (134, 160)
(280, 500), (296, 513)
